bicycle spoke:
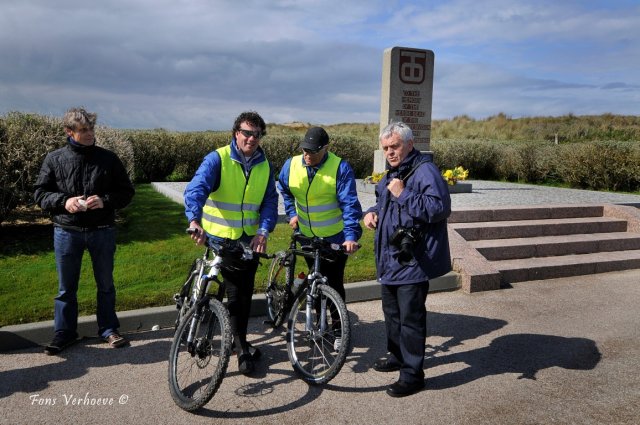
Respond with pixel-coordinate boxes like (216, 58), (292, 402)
(168, 300), (231, 411)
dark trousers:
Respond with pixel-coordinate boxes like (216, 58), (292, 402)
(53, 226), (120, 339)
(381, 281), (429, 384)
(221, 254), (259, 355)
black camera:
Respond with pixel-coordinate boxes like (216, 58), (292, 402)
(389, 227), (419, 265)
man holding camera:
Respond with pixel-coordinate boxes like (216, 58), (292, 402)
(363, 122), (451, 397)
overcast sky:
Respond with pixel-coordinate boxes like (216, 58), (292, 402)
(1, 0), (639, 131)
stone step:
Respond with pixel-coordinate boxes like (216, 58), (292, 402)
(451, 217), (628, 241)
(470, 232), (640, 261)
(449, 204), (605, 223)
(491, 250), (640, 283)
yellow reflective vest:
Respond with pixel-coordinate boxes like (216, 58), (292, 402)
(201, 145), (269, 239)
(288, 152), (344, 237)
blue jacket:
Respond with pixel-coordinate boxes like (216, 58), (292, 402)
(184, 139), (279, 241)
(278, 153), (363, 244)
(366, 149), (451, 285)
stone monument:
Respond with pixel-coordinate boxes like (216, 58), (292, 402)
(375, 47), (435, 173)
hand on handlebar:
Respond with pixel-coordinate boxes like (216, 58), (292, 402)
(250, 234), (267, 254)
(187, 221), (206, 246)
(342, 240), (359, 254)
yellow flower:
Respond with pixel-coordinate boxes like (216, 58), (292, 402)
(365, 171), (387, 184)
(442, 166), (469, 185)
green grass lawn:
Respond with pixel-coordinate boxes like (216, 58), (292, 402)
(0, 184), (376, 326)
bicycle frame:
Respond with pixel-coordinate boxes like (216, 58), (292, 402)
(267, 231), (345, 328)
(265, 231), (354, 384)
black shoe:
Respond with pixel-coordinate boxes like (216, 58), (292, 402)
(44, 332), (78, 356)
(386, 380), (425, 398)
(373, 358), (401, 372)
(248, 343), (261, 360)
(238, 353), (255, 375)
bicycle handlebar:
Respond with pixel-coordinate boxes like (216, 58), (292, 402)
(186, 228), (273, 259)
(291, 232), (360, 254)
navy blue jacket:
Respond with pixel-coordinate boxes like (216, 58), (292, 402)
(366, 149), (451, 285)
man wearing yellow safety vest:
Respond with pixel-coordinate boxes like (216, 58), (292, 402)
(277, 127), (363, 303)
(184, 111), (278, 376)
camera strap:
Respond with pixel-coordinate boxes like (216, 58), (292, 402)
(400, 160), (429, 184)
(395, 160), (430, 229)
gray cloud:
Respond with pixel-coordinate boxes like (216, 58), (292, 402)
(0, 0), (639, 130)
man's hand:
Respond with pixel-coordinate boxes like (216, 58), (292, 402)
(288, 216), (299, 230)
(250, 234), (267, 253)
(363, 212), (378, 229)
(65, 196), (88, 213)
(342, 240), (359, 254)
(387, 178), (405, 198)
(188, 221), (206, 245)
(84, 195), (104, 210)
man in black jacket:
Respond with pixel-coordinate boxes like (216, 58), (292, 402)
(34, 107), (135, 355)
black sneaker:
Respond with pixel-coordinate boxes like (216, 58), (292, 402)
(44, 332), (78, 355)
(237, 353), (255, 375)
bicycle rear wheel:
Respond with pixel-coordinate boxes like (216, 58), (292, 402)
(168, 298), (232, 411)
(287, 284), (351, 384)
(265, 251), (293, 328)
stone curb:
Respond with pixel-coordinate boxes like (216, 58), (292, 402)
(0, 273), (459, 352)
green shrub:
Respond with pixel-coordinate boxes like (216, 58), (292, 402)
(260, 134), (376, 179)
(556, 141), (640, 191)
(128, 129), (179, 182)
(0, 112), (64, 223)
(169, 131), (228, 181)
(492, 142), (561, 183)
(432, 139), (501, 180)
(95, 126), (135, 181)
(330, 135), (377, 179)
(2, 111), (639, 224)
(260, 134), (301, 177)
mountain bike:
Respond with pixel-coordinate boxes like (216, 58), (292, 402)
(168, 228), (269, 411)
(265, 231), (355, 384)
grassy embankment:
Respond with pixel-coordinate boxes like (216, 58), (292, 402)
(0, 184), (375, 327)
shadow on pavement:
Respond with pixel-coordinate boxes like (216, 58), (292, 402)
(427, 333), (601, 390)
(0, 329), (173, 399)
(0, 310), (602, 418)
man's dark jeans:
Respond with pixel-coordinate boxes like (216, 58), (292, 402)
(53, 226), (120, 339)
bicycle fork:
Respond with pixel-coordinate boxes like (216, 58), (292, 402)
(306, 249), (328, 334)
(185, 256), (224, 352)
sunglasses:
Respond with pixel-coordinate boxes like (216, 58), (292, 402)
(238, 128), (264, 139)
(302, 147), (324, 155)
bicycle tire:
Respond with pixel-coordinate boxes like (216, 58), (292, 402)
(168, 298), (232, 411)
(265, 251), (293, 328)
(286, 284), (351, 384)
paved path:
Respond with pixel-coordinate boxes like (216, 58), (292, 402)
(153, 180), (640, 212)
(2, 270), (639, 424)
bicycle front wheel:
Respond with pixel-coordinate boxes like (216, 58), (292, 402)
(168, 298), (232, 411)
(286, 284), (351, 384)
(265, 251), (292, 328)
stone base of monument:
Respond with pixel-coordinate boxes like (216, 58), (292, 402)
(448, 182), (472, 193)
(356, 179), (376, 194)
(357, 180), (472, 194)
